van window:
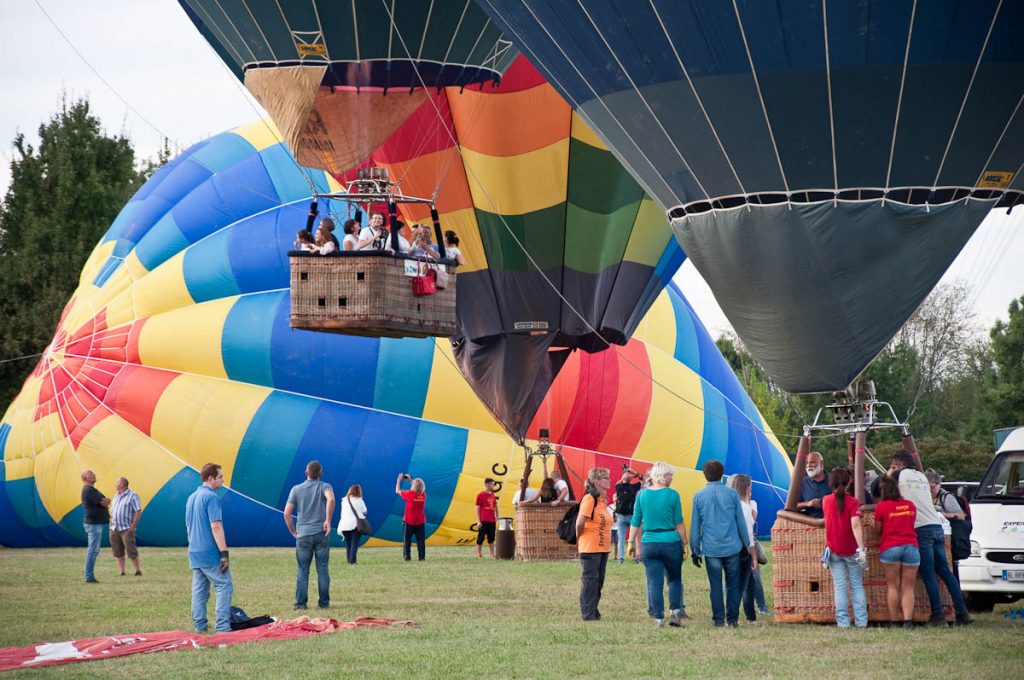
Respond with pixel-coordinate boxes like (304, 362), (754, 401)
(976, 452), (1024, 500)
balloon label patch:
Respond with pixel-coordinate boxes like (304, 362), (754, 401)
(979, 171), (1014, 188)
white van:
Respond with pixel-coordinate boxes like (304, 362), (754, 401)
(959, 426), (1024, 611)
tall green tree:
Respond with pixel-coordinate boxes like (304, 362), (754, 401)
(975, 296), (1024, 434)
(0, 96), (151, 407)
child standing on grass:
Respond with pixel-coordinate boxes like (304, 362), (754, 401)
(475, 478), (497, 558)
(822, 467), (868, 628)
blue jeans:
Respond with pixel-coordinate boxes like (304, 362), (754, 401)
(296, 532), (331, 607)
(83, 523), (105, 581)
(342, 530), (361, 564)
(616, 515), (634, 561)
(642, 541), (684, 619)
(192, 566), (233, 632)
(829, 555), (868, 627)
(704, 553), (742, 626)
(747, 568), (768, 613)
(916, 524), (967, 617)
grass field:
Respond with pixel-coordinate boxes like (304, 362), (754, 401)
(1, 546), (1021, 678)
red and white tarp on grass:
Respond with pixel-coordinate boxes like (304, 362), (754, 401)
(0, 617), (414, 672)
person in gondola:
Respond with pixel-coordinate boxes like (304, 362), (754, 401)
(443, 230), (465, 266)
(295, 229), (317, 252)
(317, 217), (340, 251)
(409, 224), (440, 258)
(342, 219), (374, 251)
(522, 478), (558, 504)
(313, 227), (336, 255)
(358, 212), (386, 250)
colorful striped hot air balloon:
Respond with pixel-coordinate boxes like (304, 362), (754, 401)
(365, 56), (684, 440)
(0, 123), (789, 548)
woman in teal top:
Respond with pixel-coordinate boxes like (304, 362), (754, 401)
(628, 461), (688, 627)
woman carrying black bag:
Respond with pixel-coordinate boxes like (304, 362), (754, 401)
(338, 485), (369, 564)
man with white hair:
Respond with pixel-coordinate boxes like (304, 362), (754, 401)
(796, 451), (829, 519)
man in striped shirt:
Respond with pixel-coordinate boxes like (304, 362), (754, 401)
(110, 477), (143, 576)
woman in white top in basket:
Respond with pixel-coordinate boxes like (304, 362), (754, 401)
(444, 230), (465, 265)
(338, 484), (369, 564)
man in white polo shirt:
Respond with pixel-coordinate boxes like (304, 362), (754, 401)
(109, 477), (142, 577)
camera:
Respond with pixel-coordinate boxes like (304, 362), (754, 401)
(403, 474), (412, 481)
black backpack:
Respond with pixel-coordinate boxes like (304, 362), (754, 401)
(940, 490), (973, 561)
(615, 482), (638, 516)
(557, 492), (599, 544)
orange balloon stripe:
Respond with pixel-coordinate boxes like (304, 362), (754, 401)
(448, 83), (570, 158)
(106, 365), (181, 438)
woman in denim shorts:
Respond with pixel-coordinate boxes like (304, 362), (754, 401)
(873, 476), (920, 628)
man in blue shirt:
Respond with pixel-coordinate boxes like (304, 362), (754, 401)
(185, 463), (233, 633)
(690, 460), (753, 627)
(284, 460), (336, 610)
(796, 452), (830, 519)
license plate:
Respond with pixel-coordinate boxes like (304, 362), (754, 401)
(1004, 569), (1024, 581)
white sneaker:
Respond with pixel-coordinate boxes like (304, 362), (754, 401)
(653, 618), (665, 628)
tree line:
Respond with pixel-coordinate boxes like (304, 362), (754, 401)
(0, 96), (168, 409)
(717, 283), (1024, 481)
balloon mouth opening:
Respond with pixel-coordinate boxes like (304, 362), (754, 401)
(669, 186), (1024, 218)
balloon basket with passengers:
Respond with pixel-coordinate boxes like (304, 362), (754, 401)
(511, 430), (582, 561)
(772, 381), (956, 624)
(289, 167), (458, 339)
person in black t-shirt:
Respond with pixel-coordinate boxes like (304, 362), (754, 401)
(81, 469), (110, 583)
(614, 468), (642, 564)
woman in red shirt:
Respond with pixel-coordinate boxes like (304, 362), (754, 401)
(821, 467), (868, 628)
(873, 475), (920, 628)
(395, 474), (427, 561)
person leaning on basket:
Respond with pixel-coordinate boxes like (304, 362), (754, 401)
(577, 468), (612, 621)
(870, 475), (920, 629)
(887, 450), (973, 627)
(822, 467), (868, 629)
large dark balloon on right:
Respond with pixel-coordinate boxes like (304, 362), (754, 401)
(475, 0), (1024, 393)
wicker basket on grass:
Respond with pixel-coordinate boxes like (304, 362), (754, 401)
(515, 502), (579, 561)
(772, 512), (954, 624)
(290, 251), (456, 338)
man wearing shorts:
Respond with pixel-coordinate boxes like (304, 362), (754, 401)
(475, 478), (497, 558)
(109, 477), (142, 576)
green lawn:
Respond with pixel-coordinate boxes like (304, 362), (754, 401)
(0, 546), (1021, 678)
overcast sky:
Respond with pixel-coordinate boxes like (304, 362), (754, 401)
(2, 0), (1021, 340)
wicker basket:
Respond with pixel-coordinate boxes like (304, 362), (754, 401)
(290, 252), (457, 338)
(772, 514), (955, 624)
(515, 503), (579, 561)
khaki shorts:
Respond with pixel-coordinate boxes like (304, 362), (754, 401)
(110, 528), (138, 559)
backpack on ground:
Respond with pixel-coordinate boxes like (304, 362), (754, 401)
(557, 492), (599, 544)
